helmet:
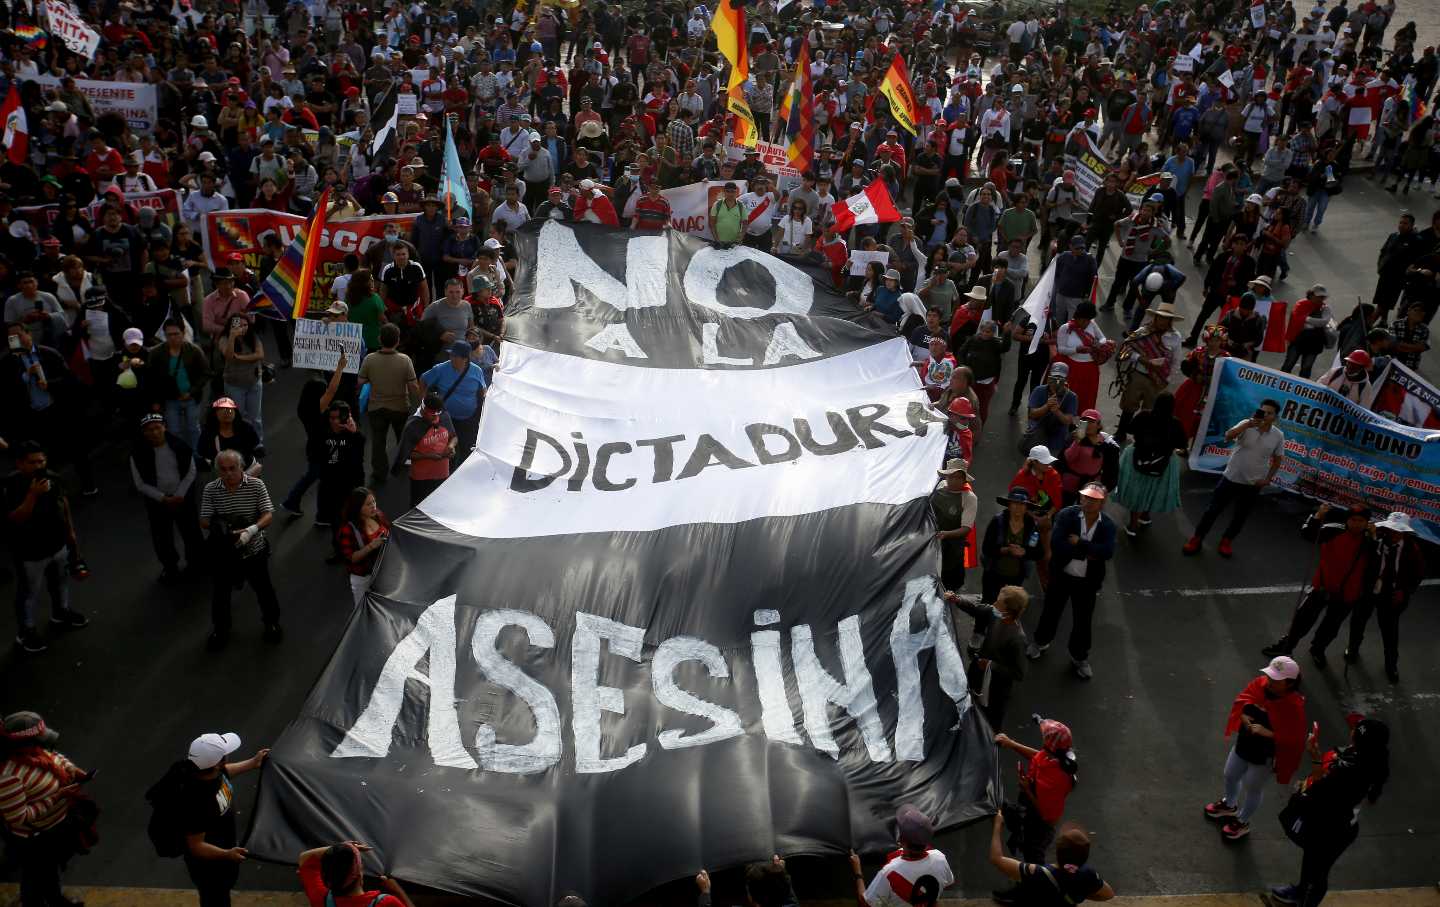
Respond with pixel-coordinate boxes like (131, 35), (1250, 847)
(1144, 272), (1164, 292)
(190, 114), (208, 128)
(1343, 349), (1373, 368)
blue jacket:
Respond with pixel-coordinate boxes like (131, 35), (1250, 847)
(1049, 506), (1117, 586)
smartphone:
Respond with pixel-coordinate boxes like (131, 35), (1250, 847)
(7, 335), (20, 351)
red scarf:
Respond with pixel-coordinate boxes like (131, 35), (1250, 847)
(1225, 675), (1307, 783)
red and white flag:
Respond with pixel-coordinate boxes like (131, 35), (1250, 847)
(830, 180), (901, 233)
(2, 85), (26, 165)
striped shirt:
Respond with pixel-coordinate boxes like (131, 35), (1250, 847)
(0, 751), (79, 837)
(201, 475), (274, 558)
(666, 118), (695, 161)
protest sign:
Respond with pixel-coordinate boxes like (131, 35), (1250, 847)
(246, 222), (999, 907)
(27, 74), (158, 132)
(87, 187), (180, 226)
(1174, 55), (1195, 73)
(723, 138), (804, 192)
(292, 318), (364, 373)
(202, 209), (417, 301)
(1063, 131), (1109, 208)
(848, 249), (892, 276)
(1250, 0), (1266, 29)
(1365, 359), (1440, 429)
(1191, 358), (1440, 542)
(43, 0), (99, 58)
(396, 93), (418, 115)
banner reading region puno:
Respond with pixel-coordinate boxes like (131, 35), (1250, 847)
(1191, 358), (1440, 542)
(202, 209), (416, 302)
(26, 74), (158, 133)
(246, 222), (1000, 907)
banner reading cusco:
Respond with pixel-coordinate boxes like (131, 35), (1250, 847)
(202, 209), (417, 300)
(1191, 358), (1440, 542)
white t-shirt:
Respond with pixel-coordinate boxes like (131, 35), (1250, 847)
(1065, 511), (1101, 578)
(776, 215), (813, 253)
(1223, 424), (1285, 484)
(864, 849), (955, 907)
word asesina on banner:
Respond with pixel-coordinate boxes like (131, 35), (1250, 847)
(202, 209), (417, 299)
(27, 74), (158, 132)
(1191, 358), (1440, 542)
(246, 222), (1000, 907)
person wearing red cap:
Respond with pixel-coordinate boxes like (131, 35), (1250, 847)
(993, 717), (1078, 879)
(1263, 503), (1377, 669)
(946, 398), (977, 463)
(1315, 350), (1374, 403)
(1204, 656), (1308, 842)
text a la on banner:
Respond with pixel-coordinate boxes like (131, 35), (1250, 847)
(202, 209), (418, 300)
(1190, 358), (1440, 542)
(292, 318), (364, 373)
(26, 74), (158, 133)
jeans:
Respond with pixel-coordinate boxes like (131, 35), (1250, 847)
(367, 409), (409, 482)
(144, 495), (205, 573)
(223, 381), (263, 445)
(1222, 748), (1271, 822)
(211, 550), (281, 634)
(281, 460), (324, 511)
(1033, 568), (1099, 660)
(1281, 345), (1320, 379)
(1194, 477), (1262, 541)
(14, 546), (71, 631)
(1305, 191), (1330, 228)
(164, 398), (202, 452)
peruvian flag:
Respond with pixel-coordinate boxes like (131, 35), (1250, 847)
(2, 85), (27, 165)
(1219, 295), (1290, 353)
(830, 180), (901, 233)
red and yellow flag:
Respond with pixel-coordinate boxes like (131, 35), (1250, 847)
(727, 82), (757, 149)
(879, 53), (921, 135)
(711, 0), (749, 89)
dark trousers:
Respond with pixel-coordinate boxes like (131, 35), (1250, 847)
(1103, 257), (1144, 309)
(1297, 823), (1359, 907)
(211, 550), (281, 634)
(1373, 273), (1406, 321)
(1348, 593), (1409, 670)
(1170, 193), (1188, 239)
(1004, 793), (1056, 863)
(316, 476), (354, 527)
(454, 414), (480, 466)
(1193, 477), (1261, 541)
(1187, 292), (1229, 342)
(263, 318), (292, 367)
(13, 828), (68, 907)
(1010, 350), (1050, 411)
(1281, 588), (1357, 655)
(281, 460), (323, 510)
(367, 408), (408, 481)
(410, 477), (444, 508)
(185, 854), (239, 907)
(1195, 219), (1229, 264)
(1033, 568), (1099, 660)
(144, 494), (205, 572)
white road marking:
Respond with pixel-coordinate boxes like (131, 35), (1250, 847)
(1123, 579), (1440, 598)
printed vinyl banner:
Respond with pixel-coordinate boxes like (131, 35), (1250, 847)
(27, 74), (158, 132)
(202, 209), (417, 300)
(1365, 358), (1440, 429)
(246, 222), (1000, 906)
(1190, 358), (1440, 542)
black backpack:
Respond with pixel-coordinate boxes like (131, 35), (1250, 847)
(144, 760), (194, 858)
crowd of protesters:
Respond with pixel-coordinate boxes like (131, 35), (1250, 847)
(1, 0), (1435, 903)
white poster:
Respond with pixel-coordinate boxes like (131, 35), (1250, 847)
(1249, 0), (1266, 29)
(293, 318), (363, 373)
(848, 249), (891, 276)
(43, 0), (100, 59)
(27, 74), (158, 132)
(1174, 55), (1195, 73)
(723, 138), (804, 193)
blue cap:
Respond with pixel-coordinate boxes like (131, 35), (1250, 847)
(449, 340), (473, 358)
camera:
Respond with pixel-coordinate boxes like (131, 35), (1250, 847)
(1253, 408), (1267, 420)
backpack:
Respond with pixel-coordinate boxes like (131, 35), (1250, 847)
(144, 760), (195, 858)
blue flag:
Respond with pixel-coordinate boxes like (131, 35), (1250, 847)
(441, 117), (472, 220)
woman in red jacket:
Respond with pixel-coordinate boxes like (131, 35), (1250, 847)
(1204, 656), (1307, 841)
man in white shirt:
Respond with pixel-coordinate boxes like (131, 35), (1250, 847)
(850, 805), (954, 907)
(738, 175), (778, 251)
(981, 99), (1012, 144)
(1184, 398), (1286, 557)
(181, 173), (230, 234)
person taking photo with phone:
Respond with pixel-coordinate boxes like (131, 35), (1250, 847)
(1183, 398), (1285, 558)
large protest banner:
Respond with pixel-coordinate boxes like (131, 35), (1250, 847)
(723, 137), (805, 192)
(88, 187), (180, 225)
(247, 222), (1000, 906)
(292, 319), (363, 373)
(202, 209), (417, 301)
(1191, 358), (1440, 542)
(27, 74), (158, 132)
(42, 0), (100, 58)
(1064, 132), (1108, 207)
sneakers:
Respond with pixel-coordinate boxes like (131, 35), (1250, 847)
(1182, 536), (1202, 555)
(992, 885), (1022, 904)
(1025, 641), (1049, 660)
(15, 630), (47, 654)
(1073, 659), (1093, 680)
(281, 501), (304, 517)
(1261, 639), (1293, 657)
(1204, 799), (1238, 820)
(314, 519), (333, 529)
(1124, 526), (1138, 538)
(1220, 819), (1251, 840)
(50, 610), (89, 630)
(1268, 885), (1301, 905)
(263, 623), (284, 643)
(1217, 538), (1235, 557)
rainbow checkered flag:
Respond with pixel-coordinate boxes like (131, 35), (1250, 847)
(249, 187), (331, 321)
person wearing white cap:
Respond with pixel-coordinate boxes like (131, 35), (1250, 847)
(169, 732), (270, 906)
(1028, 482), (1116, 679)
(1346, 511), (1424, 682)
(1204, 657), (1308, 841)
(931, 458), (977, 591)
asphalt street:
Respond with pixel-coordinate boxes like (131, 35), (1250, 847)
(1, 172), (1438, 904)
